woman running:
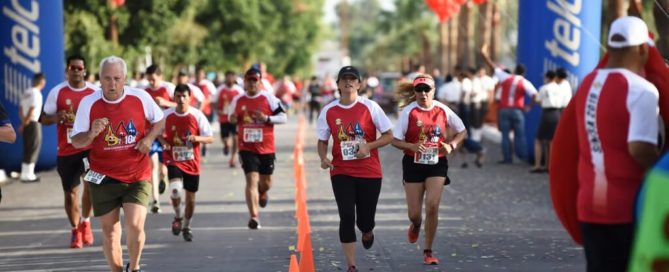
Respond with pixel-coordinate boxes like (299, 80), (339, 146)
(316, 66), (393, 272)
(391, 74), (466, 265)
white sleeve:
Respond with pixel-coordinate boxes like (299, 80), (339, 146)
(627, 89), (659, 144)
(195, 110), (213, 137)
(536, 85), (547, 102)
(190, 85), (205, 102)
(392, 107), (410, 140)
(136, 89), (164, 124)
(523, 79), (538, 96)
(43, 87), (59, 115)
(166, 83), (175, 99)
(562, 85), (572, 107)
(206, 81), (217, 97)
(494, 68), (510, 82)
(370, 101), (393, 133)
(494, 86), (502, 101)
(446, 107), (466, 133)
(267, 93), (285, 113)
(316, 107), (331, 141)
(227, 95), (240, 120)
(72, 96), (94, 135)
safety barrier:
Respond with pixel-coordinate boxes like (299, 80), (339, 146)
(289, 116), (314, 272)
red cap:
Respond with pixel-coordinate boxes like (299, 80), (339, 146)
(413, 77), (435, 89)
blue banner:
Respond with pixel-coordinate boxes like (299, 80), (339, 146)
(517, 0), (601, 162)
(1, 0), (63, 171)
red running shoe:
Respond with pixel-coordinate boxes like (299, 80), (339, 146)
(423, 250), (439, 265)
(70, 228), (83, 248)
(407, 223), (420, 244)
(78, 221), (94, 246)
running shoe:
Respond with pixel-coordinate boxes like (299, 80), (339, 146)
(171, 217), (183, 236)
(20, 177), (40, 183)
(182, 227), (193, 242)
(407, 224), (420, 244)
(361, 231), (374, 249)
(78, 221), (94, 246)
(151, 201), (161, 214)
(248, 217), (261, 230)
(70, 228), (83, 248)
(158, 179), (167, 194)
(259, 191), (269, 208)
(125, 263), (144, 272)
(347, 265), (359, 272)
(423, 250), (439, 265)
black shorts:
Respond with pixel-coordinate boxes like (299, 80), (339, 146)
(220, 122), (237, 138)
(239, 151), (275, 175)
(580, 222), (634, 272)
(402, 155), (450, 185)
(167, 165), (200, 192)
(57, 151), (90, 192)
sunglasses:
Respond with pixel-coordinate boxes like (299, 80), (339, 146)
(414, 85), (432, 93)
(69, 65), (84, 72)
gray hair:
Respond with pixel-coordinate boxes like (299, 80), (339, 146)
(99, 56), (128, 77)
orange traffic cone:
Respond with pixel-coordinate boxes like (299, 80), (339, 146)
(289, 254), (299, 272)
(299, 233), (315, 272)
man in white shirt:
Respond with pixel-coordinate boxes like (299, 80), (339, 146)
(19, 73), (46, 182)
(436, 75), (460, 111)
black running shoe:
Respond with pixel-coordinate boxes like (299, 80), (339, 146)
(158, 179), (166, 194)
(248, 218), (260, 230)
(361, 231), (374, 249)
(182, 227), (193, 242)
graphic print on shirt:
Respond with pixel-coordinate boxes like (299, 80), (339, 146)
(336, 119), (369, 160)
(103, 119), (138, 149)
(169, 125), (194, 161)
(413, 120), (442, 164)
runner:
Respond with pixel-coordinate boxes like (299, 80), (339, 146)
(316, 66), (393, 272)
(306, 76), (322, 124)
(216, 71), (244, 167)
(391, 74), (466, 265)
(72, 56), (164, 272)
(145, 64), (175, 213)
(158, 84), (213, 242)
(228, 67), (287, 229)
(194, 67), (216, 160)
(176, 69), (206, 111)
(41, 55), (99, 248)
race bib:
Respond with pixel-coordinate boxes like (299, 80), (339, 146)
(66, 128), (74, 144)
(414, 146), (439, 165)
(84, 170), (106, 184)
(172, 146), (195, 161)
(340, 140), (369, 161)
(243, 128), (263, 143)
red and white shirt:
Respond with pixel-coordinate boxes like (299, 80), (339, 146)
(162, 107), (213, 175)
(185, 83), (206, 108)
(43, 81), (100, 156)
(317, 97), (393, 178)
(72, 87), (164, 183)
(217, 84), (244, 123)
(195, 80), (215, 115)
(494, 68), (538, 109)
(574, 68), (659, 224)
(145, 81), (175, 106)
(228, 91), (283, 154)
(393, 101), (465, 157)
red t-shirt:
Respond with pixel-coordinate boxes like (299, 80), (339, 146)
(73, 87), (164, 183)
(494, 68), (538, 109)
(216, 84), (244, 123)
(229, 91), (283, 154)
(574, 68), (659, 224)
(162, 107), (213, 175)
(393, 101), (465, 157)
(43, 82), (99, 156)
(145, 81), (175, 107)
(316, 97), (393, 178)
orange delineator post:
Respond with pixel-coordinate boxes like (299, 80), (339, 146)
(290, 116), (315, 272)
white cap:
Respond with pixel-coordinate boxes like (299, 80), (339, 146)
(607, 16), (653, 48)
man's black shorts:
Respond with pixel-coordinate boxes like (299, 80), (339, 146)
(57, 151), (90, 191)
(239, 151), (275, 175)
(220, 122), (237, 138)
(167, 165), (200, 192)
(402, 155), (450, 185)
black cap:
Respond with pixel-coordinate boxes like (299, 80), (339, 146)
(337, 66), (361, 81)
(244, 67), (262, 80)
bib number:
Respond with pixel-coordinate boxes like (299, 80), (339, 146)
(172, 146), (195, 161)
(84, 170), (106, 184)
(414, 147), (439, 165)
(340, 140), (369, 161)
(243, 128), (263, 143)
(66, 128), (74, 144)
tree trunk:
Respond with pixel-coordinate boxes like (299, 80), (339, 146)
(457, 2), (472, 68)
(654, 0), (669, 59)
(447, 17), (458, 74)
(475, 2), (492, 68)
(603, 0), (627, 36)
(421, 30), (432, 72)
(439, 22), (448, 74)
(490, 3), (502, 65)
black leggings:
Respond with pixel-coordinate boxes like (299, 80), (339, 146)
(580, 222), (634, 272)
(331, 175), (382, 243)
